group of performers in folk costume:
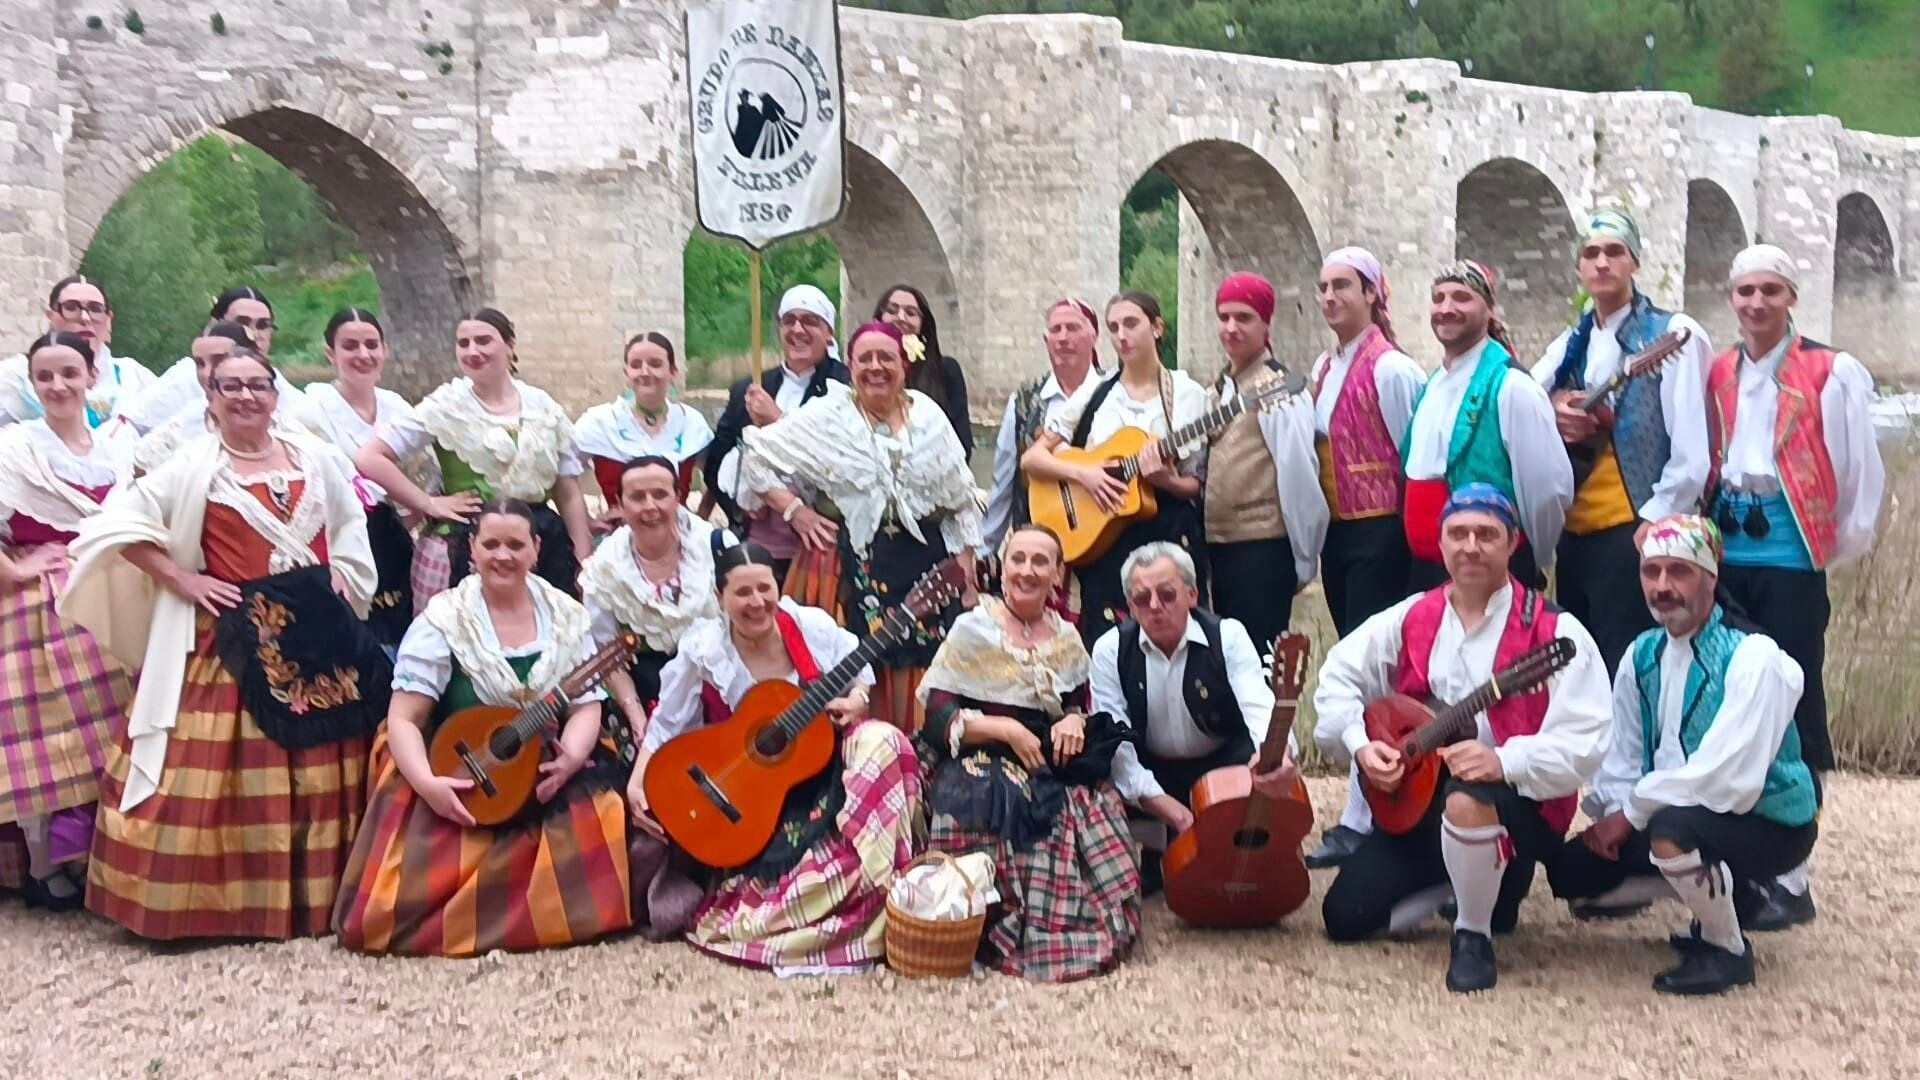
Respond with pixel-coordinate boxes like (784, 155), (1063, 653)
(0, 205), (1886, 998)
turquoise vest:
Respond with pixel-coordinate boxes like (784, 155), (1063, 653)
(1629, 607), (1818, 828)
(1402, 337), (1520, 501)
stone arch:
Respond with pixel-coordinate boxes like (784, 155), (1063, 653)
(1834, 191), (1899, 376)
(828, 142), (965, 368)
(1128, 139), (1321, 373)
(1455, 158), (1578, 362)
(1685, 178), (1747, 348)
(66, 83), (475, 398)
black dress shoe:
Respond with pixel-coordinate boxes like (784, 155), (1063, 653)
(1305, 825), (1366, 869)
(1668, 920), (1706, 952)
(21, 875), (85, 913)
(1745, 881), (1816, 932)
(1654, 937), (1756, 995)
(1446, 929), (1498, 993)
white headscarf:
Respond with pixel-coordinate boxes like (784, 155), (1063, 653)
(1729, 244), (1800, 293)
(778, 285), (839, 361)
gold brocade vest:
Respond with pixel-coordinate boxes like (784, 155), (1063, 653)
(1205, 366), (1287, 543)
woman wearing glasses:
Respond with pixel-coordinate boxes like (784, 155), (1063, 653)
(62, 347), (391, 940)
(124, 286), (303, 437)
(0, 276), (158, 429)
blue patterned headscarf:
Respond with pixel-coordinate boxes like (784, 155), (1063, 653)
(1578, 209), (1642, 264)
(1442, 483), (1518, 533)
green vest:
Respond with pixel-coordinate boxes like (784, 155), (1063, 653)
(1629, 607), (1818, 828)
(427, 653), (539, 737)
(429, 438), (557, 537)
(1401, 337), (1519, 501)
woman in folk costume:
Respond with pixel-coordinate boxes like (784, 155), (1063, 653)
(1021, 290), (1212, 647)
(355, 307), (595, 608)
(130, 321), (288, 474)
(60, 348), (391, 940)
(573, 332), (714, 524)
(334, 499), (633, 956)
(873, 283), (974, 461)
(736, 320), (981, 732)
(289, 308), (428, 649)
(915, 524), (1140, 982)
(0, 333), (139, 910)
(630, 541), (919, 973)
(124, 286), (302, 437)
(0, 276), (157, 429)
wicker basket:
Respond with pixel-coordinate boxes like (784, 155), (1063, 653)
(884, 851), (988, 979)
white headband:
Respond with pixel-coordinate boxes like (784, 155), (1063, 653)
(1730, 244), (1799, 293)
(777, 284), (839, 360)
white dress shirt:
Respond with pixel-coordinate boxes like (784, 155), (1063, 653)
(773, 363), (818, 414)
(1091, 614), (1293, 803)
(1312, 582), (1612, 804)
(1208, 361), (1330, 585)
(1531, 305), (1715, 521)
(1720, 337), (1885, 565)
(1586, 629), (1804, 830)
(1404, 338), (1574, 567)
(1310, 334), (1426, 440)
(982, 370), (1100, 550)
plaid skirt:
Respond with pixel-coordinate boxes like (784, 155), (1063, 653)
(0, 562), (131, 823)
(930, 782), (1140, 983)
(86, 613), (370, 940)
(0, 824), (24, 890)
(410, 534), (455, 616)
(333, 733), (633, 957)
(690, 721), (921, 972)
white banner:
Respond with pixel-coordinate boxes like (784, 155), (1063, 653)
(686, 0), (846, 251)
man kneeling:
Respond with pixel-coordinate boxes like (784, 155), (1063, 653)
(1550, 514), (1819, 995)
(1313, 485), (1610, 992)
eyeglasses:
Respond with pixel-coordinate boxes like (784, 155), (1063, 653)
(1715, 495), (1771, 540)
(231, 315), (276, 332)
(56, 300), (108, 317)
(213, 378), (278, 398)
(1127, 585), (1185, 610)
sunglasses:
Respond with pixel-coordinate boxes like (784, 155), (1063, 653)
(1127, 585), (1185, 610)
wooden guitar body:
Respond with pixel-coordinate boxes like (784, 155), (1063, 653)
(427, 705), (547, 827)
(644, 679), (837, 869)
(1026, 426), (1158, 567)
(1163, 765), (1315, 927)
(1362, 694), (1445, 836)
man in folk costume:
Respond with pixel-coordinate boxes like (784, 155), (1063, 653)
(1090, 542), (1298, 892)
(1303, 247), (1427, 870)
(1402, 261), (1572, 591)
(1203, 272), (1328, 655)
(1534, 210), (1715, 675)
(982, 297), (1103, 551)
(1314, 485), (1609, 993)
(1550, 514), (1818, 995)
(1703, 243), (1883, 929)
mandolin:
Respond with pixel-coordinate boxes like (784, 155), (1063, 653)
(644, 558), (968, 869)
(1163, 632), (1316, 928)
(1028, 365), (1308, 567)
(1361, 636), (1576, 835)
(427, 629), (641, 826)
(1555, 328), (1692, 491)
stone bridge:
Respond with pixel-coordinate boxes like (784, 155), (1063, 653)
(3, 1), (1916, 408)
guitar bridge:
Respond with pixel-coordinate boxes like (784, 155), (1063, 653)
(687, 764), (743, 824)
(454, 741), (498, 797)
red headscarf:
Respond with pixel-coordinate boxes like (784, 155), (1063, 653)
(1216, 272), (1276, 352)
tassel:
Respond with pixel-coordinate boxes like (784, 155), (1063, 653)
(1743, 500), (1771, 540)
(1495, 832), (1515, 870)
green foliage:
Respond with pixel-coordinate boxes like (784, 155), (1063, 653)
(681, 231), (842, 376)
(1717, 0), (1792, 110)
(124, 9), (144, 35)
(85, 15), (103, 30)
(1121, 246), (1180, 370)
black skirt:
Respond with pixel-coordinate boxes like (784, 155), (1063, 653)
(1076, 494), (1208, 648)
(213, 564), (394, 750)
(840, 512), (960, 669)
(922, 699), (1132, 850)
(363, 502), (416, 647)
(445, 501), (581, 598)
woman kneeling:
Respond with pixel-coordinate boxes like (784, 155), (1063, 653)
(334, 500), (631, 956)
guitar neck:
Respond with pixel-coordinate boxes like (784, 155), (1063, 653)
(771, 620), (909, 739)
(1409, 651), (1563, 755)
(1119, 395), (1247, 477)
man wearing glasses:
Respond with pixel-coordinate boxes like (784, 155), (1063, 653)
(1091, 541), (1299, 892)
(1703, 244), (1886, 930)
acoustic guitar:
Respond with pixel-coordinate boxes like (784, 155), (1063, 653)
(427, 629), (641, 826)
(645, 558), (968, 869)
(1555, 328), (1691, 491)
(1028, 365), (1308, 567)
(1361, 636), (1576, 835)
(1164, 632), (1317, 928)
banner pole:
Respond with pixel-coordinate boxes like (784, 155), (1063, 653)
(750, 248), (764, 381)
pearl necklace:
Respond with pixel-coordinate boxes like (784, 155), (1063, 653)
(222, 438), (275, 462)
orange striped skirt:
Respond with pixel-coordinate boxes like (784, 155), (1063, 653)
(332, 733), (632, 957)
(87, 615), (369, 940)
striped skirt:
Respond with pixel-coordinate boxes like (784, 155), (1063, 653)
(689, 721), (921, 973)
(86, 614), (370, 940)
(930, 782), (1140, 983)
(0, 563), (130, 824)
(333, 734), (633, 957)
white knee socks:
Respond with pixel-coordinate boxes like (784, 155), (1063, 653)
(1339, 761), (1375, 835)
(1776, 858), (1811, 896)
(1441, 818), (1508, 937)
(1653, 848), (1742, 954)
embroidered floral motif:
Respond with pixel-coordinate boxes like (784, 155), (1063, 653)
(246, 593), (364, 715)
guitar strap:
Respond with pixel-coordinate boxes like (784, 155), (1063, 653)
(1068, 373), (1122, 449)
(775, 607), (823, 683)
(1157, 364), (1179, 464)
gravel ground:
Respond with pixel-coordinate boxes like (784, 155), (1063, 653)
(3, 774), (1914, 1080)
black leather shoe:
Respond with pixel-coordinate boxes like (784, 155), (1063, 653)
(1305, 825), (1366, 869)
(1745, 881), (1816, 932)
(1445, 929), (1498, 993)
(1668, 920), (1706, 952)
(21, 875), (84, 913)
(1654, 937), (1756, 995)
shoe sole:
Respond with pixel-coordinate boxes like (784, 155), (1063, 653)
(1654, 973), (1755, 996)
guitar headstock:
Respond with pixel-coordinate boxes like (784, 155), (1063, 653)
(1496, 636), (1577, 697)
(1249, 365), (1309, 412)
(1625, 328), (1692, 378)
(903, 557), (969, 621)
(1269, 631), (1311, 705)
(564, 629), (643, 697)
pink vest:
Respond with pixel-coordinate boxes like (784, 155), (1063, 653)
(1315, 326), (1406, 520)
(1394, 579), (1574, 836)
(1707, 337), (1841, 569)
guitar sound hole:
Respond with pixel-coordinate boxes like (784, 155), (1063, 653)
(753, 728), (791, 758)
(1232, 827), (1271, 850)
(488, 731), (523, 760)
